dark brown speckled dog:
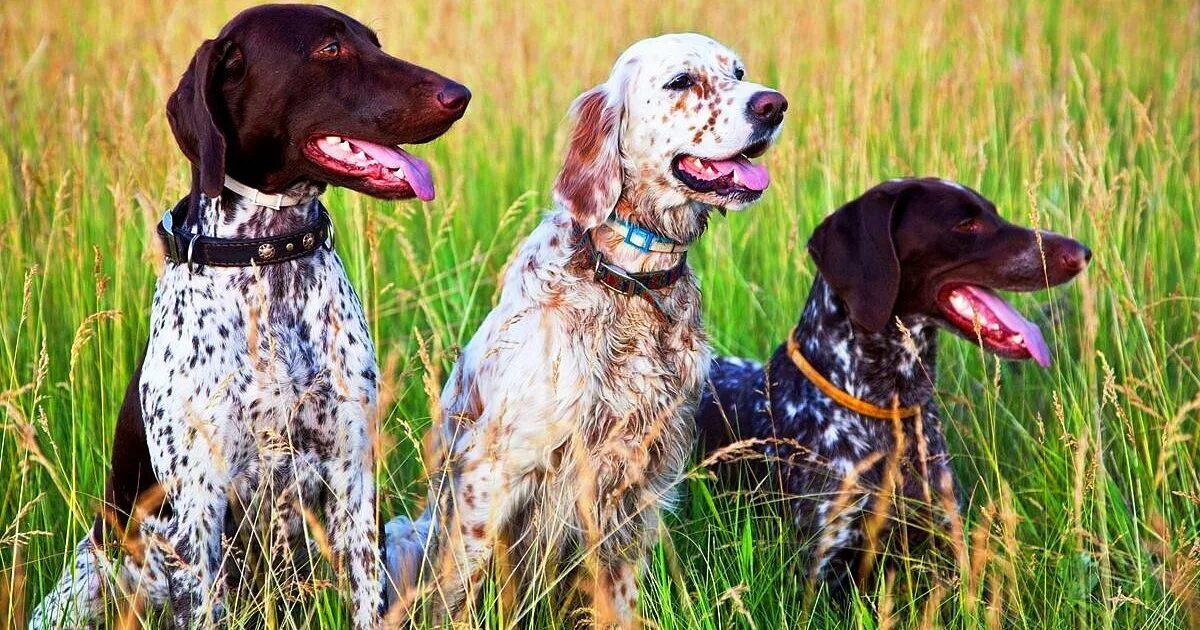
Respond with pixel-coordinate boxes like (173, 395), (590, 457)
(697, 177), (1090, 589)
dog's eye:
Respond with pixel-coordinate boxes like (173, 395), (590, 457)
(953, 217), (984, 234)
(734, 66), (745, 80)
(314, 41), (341, 59)
(664, 74), (694, 90)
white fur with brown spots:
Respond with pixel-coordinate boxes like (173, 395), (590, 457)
(382, 33), (785, 626)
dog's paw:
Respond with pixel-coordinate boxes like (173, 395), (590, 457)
(381, 514), (433, 608)
(28, 539), (108, 630)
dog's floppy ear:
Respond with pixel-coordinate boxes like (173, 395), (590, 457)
(553, 85), (623, 230)
(166, 38), (235, 199)
(807, 187), (905, 333)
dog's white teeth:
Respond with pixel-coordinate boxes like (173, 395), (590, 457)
(691, 157), (705, 170)
(731, 169), (742, 184)
(392, 167), (406, 179)
(949, 293), (970, 313)
(325, 135), (342, 144)
(1011, 333), (1024, 345)
(337, 141), (351, 152)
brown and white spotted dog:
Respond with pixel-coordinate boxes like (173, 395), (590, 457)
(381, 33), (785, 625)
(30, 5), (469, 629)
(696, 178), (1091, 589)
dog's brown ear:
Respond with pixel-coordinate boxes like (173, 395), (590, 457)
(166, 38), (234, 199)
(807, 187), (905, 333)
(553, 85), (622, 230)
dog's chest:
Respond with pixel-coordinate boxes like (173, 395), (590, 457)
(514, 271), (705, 491)
(140, 251), (376, 472)
(577, 297), (705, 440)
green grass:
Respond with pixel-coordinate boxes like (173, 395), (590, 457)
(1, 0), (1198, 627)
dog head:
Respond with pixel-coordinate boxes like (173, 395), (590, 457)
(808, 178), (1091, 366)
(167, 3), (471, 201)
(554, 33), (786, 236)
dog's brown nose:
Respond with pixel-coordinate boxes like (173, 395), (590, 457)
(748, 91), (788, 126)
(1061, 242), (1092, 273)
(437, 82), (472, 113)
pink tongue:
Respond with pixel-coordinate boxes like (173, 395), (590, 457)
(712, 156), (770, 191)
(348, 139), (436, 201)
(961, 285), (1052, 367)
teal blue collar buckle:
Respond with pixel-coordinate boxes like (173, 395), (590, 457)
(605, 212), (690, 254)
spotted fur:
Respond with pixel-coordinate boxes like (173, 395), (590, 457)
(30, 186), (382, 629)
(697, 177), (1091, 589)
(382, 33), (783, 626)
(699, 277), (953, 587)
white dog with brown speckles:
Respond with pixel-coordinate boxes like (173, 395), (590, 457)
(383, 33), (786, 625)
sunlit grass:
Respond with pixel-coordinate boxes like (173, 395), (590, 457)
(1, 0), (1198, 627)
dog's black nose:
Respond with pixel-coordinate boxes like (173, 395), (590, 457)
(1062, 243), (1092, 273)
(437, 82), (472, 113)
(748, 91), (788, 126)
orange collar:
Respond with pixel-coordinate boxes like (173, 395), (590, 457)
(785, 327), (922, 420)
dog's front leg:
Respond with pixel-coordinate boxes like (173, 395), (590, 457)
(164, 463), (230, 628)
(325, 412), (380, 630)
(593, 558), (642, 629)
(420, 457), (518, 624)
(27, 537), (110, 629)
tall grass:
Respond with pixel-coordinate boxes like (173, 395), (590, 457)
(1, 0), (1197, 627)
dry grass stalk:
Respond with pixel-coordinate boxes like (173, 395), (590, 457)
(1145, 514), (1200, 628)
(857, 406), (907, 583)
(716, 584), (756, 630)
(807, 451), (885, 589)
(0, 539), (27, 630)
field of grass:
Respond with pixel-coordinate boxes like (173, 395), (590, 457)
(1, 0), (1198, 627)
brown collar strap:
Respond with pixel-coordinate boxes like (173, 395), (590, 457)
(157, 197), (332, 271)
(572, 223), (688, 316)
(786, 326), (922, 420)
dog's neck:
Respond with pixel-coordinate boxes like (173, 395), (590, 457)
(588, 196), (708, 272)
(789, 275), (939, 410)
(196, 181), (326, 239)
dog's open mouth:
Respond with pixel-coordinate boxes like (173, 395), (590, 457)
(672, 138), (772, 199)
(937, 284), (1051, 367)
(303, 135), (435, 201)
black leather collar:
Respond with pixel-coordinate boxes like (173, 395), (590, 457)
(157, 197), (332, 270)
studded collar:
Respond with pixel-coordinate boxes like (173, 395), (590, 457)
(158, 196), (333, 271)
